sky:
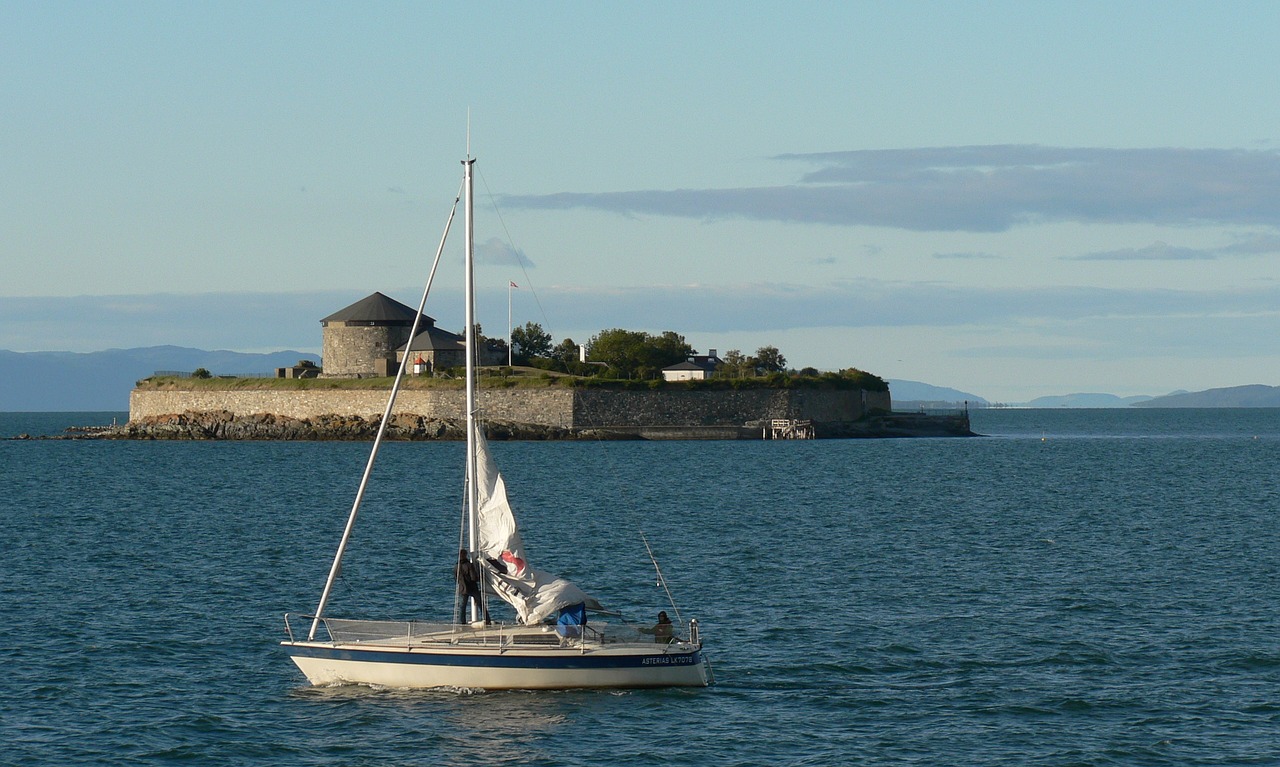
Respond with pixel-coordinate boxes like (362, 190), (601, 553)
(3, 1), (1280, 403)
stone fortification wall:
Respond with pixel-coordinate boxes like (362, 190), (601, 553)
(130, 388), (577, 425)
(572, 388), (891, 427)
(129, 386), (890, 430)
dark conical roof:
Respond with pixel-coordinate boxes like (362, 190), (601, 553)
(321, 292), (434, 325)
(399, 325), (465, 352)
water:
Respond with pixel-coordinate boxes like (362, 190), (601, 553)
(0, 411), (128, 438)
(1, 409), (1278, 765)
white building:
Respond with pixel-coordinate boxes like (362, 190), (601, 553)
(661, 350), (722, 382)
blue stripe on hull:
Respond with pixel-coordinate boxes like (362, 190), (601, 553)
(284, 642), (703, 671)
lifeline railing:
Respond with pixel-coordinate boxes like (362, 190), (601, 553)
(285, 612), (697, 651)
(286, 614), (503, 646)
(286, 613), (612, 651)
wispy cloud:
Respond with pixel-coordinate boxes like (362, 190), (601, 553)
(1068, 241), (1216, 261)
(474, 237), (535, 268)
(535, 280), (1280, 334)
(933, 251), (1001, 260)
(1067, 233), (1280, 261)
(502, 145), (1280, 233)
(1219, 232), (1280, 254)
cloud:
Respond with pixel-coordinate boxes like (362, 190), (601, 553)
(474, 236), (535, 267)
(6, 283), (1278, 364)
(1066, 233), (1280, 261)
(933, 251), (1000, 260)
(533, 280), (1280, 335)
(1219, 232), (1280, 254)
(1068, 241), (1216, 261)
(502, 145), (1280, 233)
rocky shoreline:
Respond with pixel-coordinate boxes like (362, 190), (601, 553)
(76, 411), (604, 441)
(12, 409), (975, 441)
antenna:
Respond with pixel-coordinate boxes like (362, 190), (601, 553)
(466, 108), (471, 158)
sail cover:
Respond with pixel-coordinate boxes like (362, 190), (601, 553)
(472, 426), (601, 624)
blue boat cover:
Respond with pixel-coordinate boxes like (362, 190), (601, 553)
(555, 602), (587, 639)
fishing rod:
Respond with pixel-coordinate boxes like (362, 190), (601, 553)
(640, 530), (683, 627)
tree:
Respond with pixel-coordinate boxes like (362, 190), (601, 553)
(839, 367), (889, 391)
(470, 323), (508, 366)
(587, 328), (652, 378)
(650, 331), (696, 371)
(720, 349), (746, 378)
(586, 328), (697, 379)
(483, 336), (509, 364)
(547, 337), (603, 375)
(551, 337), (579, 364)
(753, 345), (787, 374)
(510, 321), (553, 364)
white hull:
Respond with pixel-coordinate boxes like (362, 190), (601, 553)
(283, 640), (709, 690)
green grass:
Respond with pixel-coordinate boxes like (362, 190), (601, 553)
(136, 366), (580, 391)
(136, 365), (889, 392)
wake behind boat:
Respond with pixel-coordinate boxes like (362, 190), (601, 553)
(281, 152), (710, 690)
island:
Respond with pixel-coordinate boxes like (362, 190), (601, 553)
(108, 292), (974, 440)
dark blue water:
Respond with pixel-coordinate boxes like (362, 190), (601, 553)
(2, 409), (1278, 766)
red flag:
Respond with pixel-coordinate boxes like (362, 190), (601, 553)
(509, 281), (519, 288)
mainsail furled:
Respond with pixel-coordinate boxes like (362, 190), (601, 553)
(472, 426), (601, 624)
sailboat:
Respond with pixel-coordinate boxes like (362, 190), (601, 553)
(281, 153), (710, 689)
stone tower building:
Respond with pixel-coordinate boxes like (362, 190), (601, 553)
(320, 292), (429, 378)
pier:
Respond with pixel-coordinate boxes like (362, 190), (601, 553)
(767, 419), (814, 439)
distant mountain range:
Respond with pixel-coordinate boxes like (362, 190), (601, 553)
(1017, 386), (1280, 408)
(887, 379), (988, 407)
(1021, 392), (1155, 408)
(0, 346), (319, 411)
(889, 378), (1154, 409)
(1132, 384), (1280, 408)
(889, 378), (1280, 409)
(2, 349), (1276, 412)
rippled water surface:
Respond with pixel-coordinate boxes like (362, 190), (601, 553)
(2, 409), (1278, 765)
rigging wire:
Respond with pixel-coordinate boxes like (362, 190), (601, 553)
(307, 179), (463, 641)
(476, 168), (553, 333)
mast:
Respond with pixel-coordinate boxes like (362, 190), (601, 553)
(463, 154), (479, 623)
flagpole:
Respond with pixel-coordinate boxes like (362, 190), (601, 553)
(507, 281), (513, 367)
